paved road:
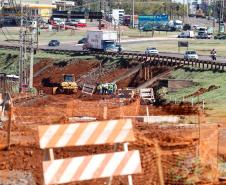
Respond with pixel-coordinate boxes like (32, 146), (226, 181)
(39, 42), (226, 63)
(1, 40), (225, 63)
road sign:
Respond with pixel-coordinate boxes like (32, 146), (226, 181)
(178, 41), (189, 52)
(139, 15), (169, 22)
(178, 41), (189, 47)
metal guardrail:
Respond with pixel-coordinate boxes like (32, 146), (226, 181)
(0, 44), (225, 71)
(40, 49), (226, 72)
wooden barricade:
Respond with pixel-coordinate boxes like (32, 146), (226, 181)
(139, 88), (155, 103)
(82, 84), (96, 95)
(38, 119), (142, 185)
(118, 89), (135, 99)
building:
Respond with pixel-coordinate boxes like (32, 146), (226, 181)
(1, 0), (56, 21)
(52, 0), (75, 10)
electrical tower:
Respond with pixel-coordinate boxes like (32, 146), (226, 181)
(4, 0), (38, 92)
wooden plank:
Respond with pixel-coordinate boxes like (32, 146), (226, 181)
(38, 119), (135, 149)
(42, 150), (142, 185)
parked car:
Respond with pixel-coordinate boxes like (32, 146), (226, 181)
(196, 32), (211, 39)
(145, 47), (159, 55)
(184, 51), (198, 60)
(78, 38), (87, 44)
(76, 22), (87, 27)
(192, 25), (199, 30)
(183, 24), (191, 31)
(214, 33), (226, 40)
(64, 25), (76, 30)
(65, 20), (75, 26)
(48, 40), (60, 47)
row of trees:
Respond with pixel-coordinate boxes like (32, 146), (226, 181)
(73, 0), (187, 18)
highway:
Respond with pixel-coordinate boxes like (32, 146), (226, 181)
(0, 38), (225, 63)
(39, 42), (226, 63)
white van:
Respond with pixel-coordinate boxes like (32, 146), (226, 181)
(178, 31), (195, 38)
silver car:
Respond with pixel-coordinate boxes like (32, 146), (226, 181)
(145, 47), (159, 55)
(184, 51), (199, 60)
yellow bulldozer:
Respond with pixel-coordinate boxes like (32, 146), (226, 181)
(53, 74), (78, 94)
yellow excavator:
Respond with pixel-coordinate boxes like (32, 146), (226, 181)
(53, 74), (78, 94)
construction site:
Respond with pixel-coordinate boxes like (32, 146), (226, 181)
(0, 53), (226, 185)
(1, 0), (226, 183)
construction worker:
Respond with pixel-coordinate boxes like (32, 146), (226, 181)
(102, 83), (108, 95)
(96, 83), (103, 95)
(113, 83), (117, 94)
(108, 83), (114, 95)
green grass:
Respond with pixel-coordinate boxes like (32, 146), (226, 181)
(0, 28), (87, 45)
(124, 39), (226, 57)
(0, 48), (95, 74)
(167, 69), (226, 117)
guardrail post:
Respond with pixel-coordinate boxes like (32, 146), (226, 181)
(206, 61), (209, 70)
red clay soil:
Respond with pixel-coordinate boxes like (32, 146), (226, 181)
(0, 59), (223, 185)
(0, 92), (224, 185)
(33, 59), (99, 94)
(97, 68), (131, 88)
(0, 94), (221, 185)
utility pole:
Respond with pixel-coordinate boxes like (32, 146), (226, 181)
(19, 0), (24, 92)
(29, 27), (34, 89)
(183, 0), (185, 23)
(187, 0), (189, 20)
(99, 0), (102, 30)
(217, 0), (223, 33)
(132, 0), (135, 28)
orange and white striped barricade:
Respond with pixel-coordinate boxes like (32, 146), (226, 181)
(38, 119), (142, 185)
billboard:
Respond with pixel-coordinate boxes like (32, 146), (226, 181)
(138, 15), (169, 31)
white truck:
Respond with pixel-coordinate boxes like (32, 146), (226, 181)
(168, 20), (183, 31)
(84, 30), (118, 51)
